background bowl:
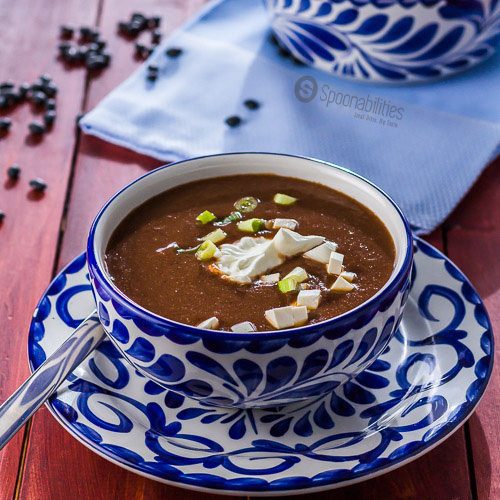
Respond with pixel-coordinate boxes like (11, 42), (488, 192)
(265, 0), (500, 83)
(87, 153), (413, 408)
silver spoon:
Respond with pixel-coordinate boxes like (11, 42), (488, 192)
(0, 312), (104, 450)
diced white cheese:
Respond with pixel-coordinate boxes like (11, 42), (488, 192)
(340, 271), (356, 282)
(230, 321), (257, 333)
(303, 241), (338, 264)
(196, 317), (220, 330)
(264, 305), (308, 329)
(331, 276), (355, 293)
(272, 218), (298, 231)
(261, 273), (280, 283)
(297, 289), (321, 310)
(272, 228), (323, 257)
(327, 251), (344, 275)
(284, 266), (308, 283)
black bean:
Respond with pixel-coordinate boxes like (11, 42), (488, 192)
(0, 96), (6, 109)
(28, 121), (46, 135)
(0, 81), (14, 91)
(18, 82), (30, 98)
(43, 82), (58, 97)
(0, 211), (5, 222)
(148, 16), (161, 29)
(151, 29), (162, 45)
(225, 115), (242, 127)
(31, 91), (47, 106)
(130, 16), (146, 32)
(63, 46), (80, 63)
(7, 164), (20, 180)
(165, 47), (182, 58)
(29, 178), (47, 192)
(86, 53), (108, 70)
(44, 110), (57, 127)
(0, 117), (11, 130)
(95, 39), (106, 51)
(60, 25), (74, 39)
(39, 73), (52, 84)
(147, 64), (159, 73)
(146, 72), (157, 82)
(243, 99), (260, 110)
(118, 21), (131, 35)
(45, 98), (56, 110)
(58, 42), (71, 55)
(135, 43), (147, 57)
(79, 26), (94, 41)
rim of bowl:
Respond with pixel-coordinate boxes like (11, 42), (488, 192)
(87, 152), (413, 339)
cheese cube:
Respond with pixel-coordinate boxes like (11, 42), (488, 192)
(273, 228), (324, 257)
(331, 276), (355, 293)
(261, 273), (280, 283)
(230, 321), (257, 333)
(196, 317), (220, 330)
(297, 289), (321, 310)
(327, 251), (344, 275)
(264, 305), (308, 329)
(284, 266), (308, 283)
(303, 241), (338, 264)
(273, 218), (298, 231)
(340, 271), (356, 282)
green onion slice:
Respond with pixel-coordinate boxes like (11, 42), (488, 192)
(214, 211), (242, 226)
(237, 218), (265, 233)
(195, 240), (219, 261)
(196, 210), (217, 224)
(234, 196), (259, 213)
(278, 277), (298, 294)
(200, 228), (227, 244)
(273, 193), (297, 206)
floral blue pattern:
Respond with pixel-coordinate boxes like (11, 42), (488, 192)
(265, 0), (500, 82)
(28, 237), (493, 494)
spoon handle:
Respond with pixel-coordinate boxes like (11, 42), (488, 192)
(0, 312), (104, 450)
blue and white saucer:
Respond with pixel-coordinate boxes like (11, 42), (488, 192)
(28, 238), (493, 496)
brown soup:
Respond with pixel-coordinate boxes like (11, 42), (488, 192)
(105, 174), (395, 331)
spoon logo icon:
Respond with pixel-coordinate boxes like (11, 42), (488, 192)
(295, 75), (318, 103)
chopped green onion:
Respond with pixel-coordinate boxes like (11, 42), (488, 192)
(284, 266), (308, 283)
(234, 196), (259, 213)
(237, 218), (265, 233)
(273, 193), (297, 206)
(176, 244), (201, 254)
(195, 240), (219, 261)
(278, 277), (298, 294)
(196, 210), (217, 224)
(214, 211), (242, 226)
(201, 228), (227, 244)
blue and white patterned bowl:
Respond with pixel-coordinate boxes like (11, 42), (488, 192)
(87, 153), (413, 408)
(265, 0), (500, 82)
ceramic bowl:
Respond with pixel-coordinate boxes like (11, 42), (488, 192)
(87, 152), (413, 408)
(265, 0), (500, 83)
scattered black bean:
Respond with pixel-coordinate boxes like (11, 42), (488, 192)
(134, 42), (147, 58)
(0, 81), (14, 91)
(244, 99), (260, 110)
(60, 25), (74, 39)
(18, 82), (30, 99)
(45, 98), (56, 111)
(7, 164), (20, 180)
(0, 210), (5, 222)
(31, 91), (47, 106)
(86, 53), (108, 70)
(151, 29), (162, 45)
(28, 121), (46, 135)
(63, 46), (80, 63)
(225, 115), (242, 127)
(118, 21), (130, 35)
(147, 63), (159, 73)
(44, 110), (57, 127)
(58, 42), (71, 55)
(29, 178), (47, 192)
(79, 26), (94, 41)
(0, 96), (6, 109)
(148, 16), (161, 29)
(39, 74), (52, 85)
(43, 82), (58, 97)
(165, 47), (182, 58)
(146, 72), (157, 82)
(0, 117), (12, 131)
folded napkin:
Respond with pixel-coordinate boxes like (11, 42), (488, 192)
(81, 0), (500, 234)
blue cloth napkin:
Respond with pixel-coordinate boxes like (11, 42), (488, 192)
(80, 0), (500, 234)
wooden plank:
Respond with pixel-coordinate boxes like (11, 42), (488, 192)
(0, 1), (99, 498)
(445, 158), (499, 500)
(18, 1), (238, 499)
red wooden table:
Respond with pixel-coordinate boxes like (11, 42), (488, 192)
(0, 1), (498, 498)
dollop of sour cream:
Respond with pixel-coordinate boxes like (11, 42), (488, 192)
(213, 229), (324, 284)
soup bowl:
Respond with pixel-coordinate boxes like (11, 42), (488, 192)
(265, 0), (500, 83)
(87, 153), (413, 408)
